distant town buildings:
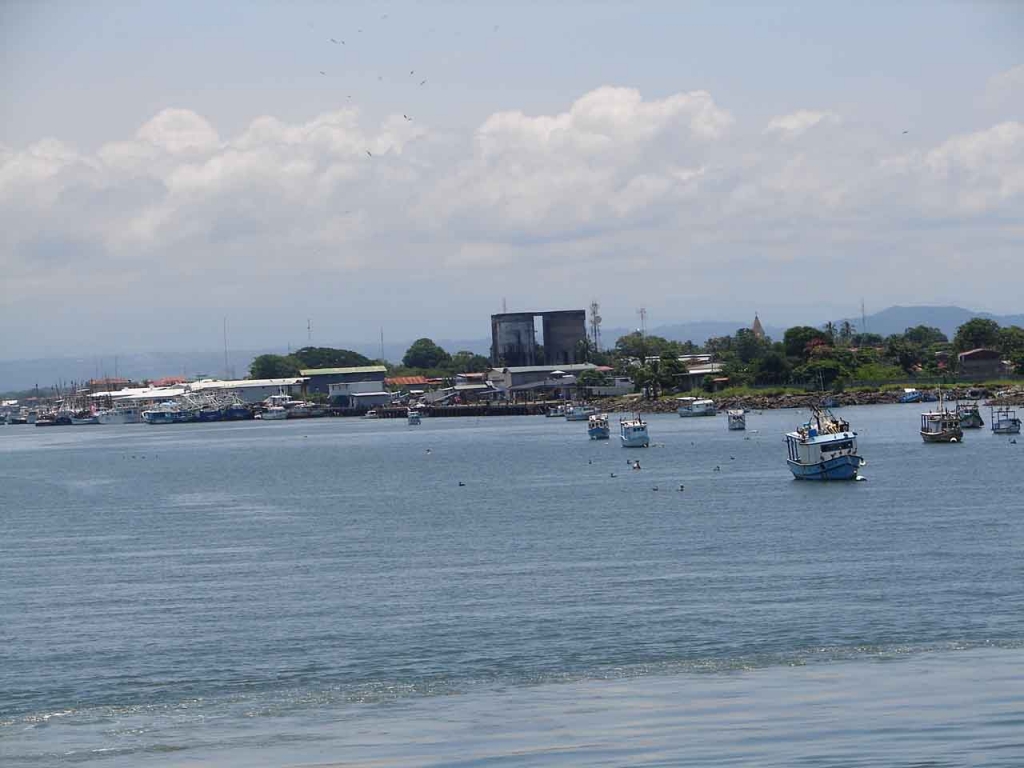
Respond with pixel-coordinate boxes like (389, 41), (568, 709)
(490, 310), (587, 367)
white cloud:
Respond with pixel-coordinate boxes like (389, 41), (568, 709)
(2, 84), (1023, 355)
(764, 110), (841, 138)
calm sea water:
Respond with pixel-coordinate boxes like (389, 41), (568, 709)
(2, 405), (1023, 767)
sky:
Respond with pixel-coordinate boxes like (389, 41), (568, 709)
(1, 0), (1022, 359)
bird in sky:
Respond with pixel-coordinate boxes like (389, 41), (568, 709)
(903, 130), (909, 134)
(320, 71), (326, 75)
(403, 114), (412, 121)
(366, 150), (372, 157)
(330, 38), (343, 44)
(419, 79), (427, 86)
(410, 70), (414, 75)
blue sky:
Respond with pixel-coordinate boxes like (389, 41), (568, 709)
(2, 1), (1022, 358)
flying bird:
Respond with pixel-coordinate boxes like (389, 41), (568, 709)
(419, 79), (427, 86)
(330, 38), (343, 44)
(366, 150), (372, 157)
(410, 70), (415, 75)
(403, 114), (412, 120)
(320, 71), (326, 75)
(902, 130), (909, 134)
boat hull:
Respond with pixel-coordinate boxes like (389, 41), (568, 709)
(588, 426), (610, 440)
(920, 429), (963, 443)
(787, 455), (863, 481)
(993, 423), (1022, 435)
(142, 411), (192, 424)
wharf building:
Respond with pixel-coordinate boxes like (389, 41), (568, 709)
(490, 310), (587, 367)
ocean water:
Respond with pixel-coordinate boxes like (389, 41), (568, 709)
(1, 405), (1022, 767)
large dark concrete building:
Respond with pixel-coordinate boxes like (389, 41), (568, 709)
(490, 310), (587, 366)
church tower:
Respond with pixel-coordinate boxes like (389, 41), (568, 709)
(751, 313), (765, 340)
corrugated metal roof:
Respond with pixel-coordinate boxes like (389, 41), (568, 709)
(300, 365), (388, 376)
(495, 363), (598, 374)
(386, 376), (431, 386)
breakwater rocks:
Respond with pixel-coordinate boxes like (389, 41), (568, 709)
(591, 386), (1023, 414)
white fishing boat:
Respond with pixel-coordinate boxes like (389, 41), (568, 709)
(363, 409), (380, 420)
(990, 406), (1021, 435)
(546, 404), (566, 418)
(257, 394), (291, 420)
(726, 409), (746, 431)
(565, 404), (599, 421)
(587, 413), (610, 440)
(257, 406), (287, 420)
(620, 414), (650, 447)
(785, 406), (864, 480)
(676, 397), (717, 417)
(407, 408), (422, 425)
(96, 403), (144, 425)
(920, 392), (963, 443)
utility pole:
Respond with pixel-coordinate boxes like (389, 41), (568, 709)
(860, 298), (867, 334)
(223, 317), (229, 380)
(307, 318), (312, 344)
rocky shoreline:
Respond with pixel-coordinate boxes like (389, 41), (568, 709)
(591, 385), (1024, 414)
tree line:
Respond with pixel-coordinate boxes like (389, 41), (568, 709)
(248, 318), (1024, 390)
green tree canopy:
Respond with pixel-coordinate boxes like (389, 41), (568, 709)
(613, 332), (681, 360)
(448, 350), (491, 373)
(953, 318), (1001, 352)
(783, 326), (831, 360)
(291, 346), (371, 369)
(403, 338), (451, 369)
(734, 328), (771, 364)
(996, 326), (1024, 359)
(578, 369), (613, 388)
(903, 325), (948, 346)
(249, 354), (302, 379)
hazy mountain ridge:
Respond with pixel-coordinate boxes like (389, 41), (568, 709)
(3, 307), (1021, 393)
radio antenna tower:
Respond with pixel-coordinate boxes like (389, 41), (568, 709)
(638, 307), (647, 338)
(307, 318), (312, 343)
(589, 301), (602, 352)
(860, 298), (867, 334)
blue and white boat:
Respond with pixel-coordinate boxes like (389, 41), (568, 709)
(407, 408), (422, 425)
(620, 414), (650, 448)
(588, 413), (610, 440)
(565, 404), (599, 421)
(899, 388), (923, 404)
(142, 401), (193, 424)
(785, 406), (863, 480)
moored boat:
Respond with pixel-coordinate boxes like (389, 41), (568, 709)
(565, 404), (598, 421)
(955, 401), (984, 429)
(726, 409), (746, 431)
(920, 393), (963, 443)
(990, 406), (1021, 435)
(96, 403), (144, 425)
(587, 413), (610, 440)
(619, 414), (650, 447)
(142, 401), (193, 424)
(408, 408), (422, 425)
(899, 388), (923, 404)
(676, 397), (717, 417)
(785, 406), (863, 481)
(546, 404), (566, 418)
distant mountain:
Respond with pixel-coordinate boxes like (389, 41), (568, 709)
(838, 306), (1024, 339)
